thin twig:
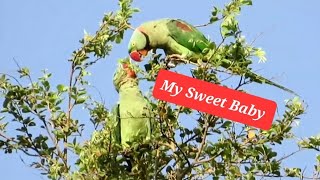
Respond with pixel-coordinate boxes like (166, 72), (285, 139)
(254, 174), (320, 180)
(276, 149), (303, 163)
(125, 22), (135, 30)
(194, 18), (223, 27)
(194, 114), (211, 162)
(235, 76), (243, 90)
(65, 62), (76, 167)
(0, 73), (23, 86)
(158, 102), (191, 169)
(250, 32), (264, 46)
(194, 22), (213, 28)
(13, 58), (34, 84)
(0, 132), (16, 142)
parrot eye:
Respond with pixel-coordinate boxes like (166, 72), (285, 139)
(132, 42), (135, 47)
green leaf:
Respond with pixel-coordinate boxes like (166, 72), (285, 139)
(75, 96), (88, 104)
(220, 121), (232, 128)
(210, 16), (219, 23)
(56, 84), (68, 93)
(241, 0), (252, 6)
(285, 167), (301, 177)
(18, 67), (30, 78)
(254, 48), (267, 63)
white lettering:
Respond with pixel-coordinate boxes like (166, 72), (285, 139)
(205, 96), (214, 104)
(185, 87), (196, 98)
(194, 91), (207, 101)
(160, 80), (183, 97)
(160, 80), (176, 93)
(253, 110), (266, 121)
(229, 100), (240, 111)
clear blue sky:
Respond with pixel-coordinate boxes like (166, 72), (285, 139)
(1, 0), (320, 179)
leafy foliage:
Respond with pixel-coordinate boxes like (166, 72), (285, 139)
(0, 0), (318, 179)
(0, 0), (137, 179)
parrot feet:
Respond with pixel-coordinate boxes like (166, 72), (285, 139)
(165, 54), (190, 68)
(166, 61), (178, 68)
(167, 54), (185, 60)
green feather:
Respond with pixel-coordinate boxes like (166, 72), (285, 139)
(110, 104), (121, 144)
(219, 57), (298, 96)
(244, 71), (298, 96)
(166, 19), (211, 53)
(112, 59), (153, 148)
(128, 29), (147, 53)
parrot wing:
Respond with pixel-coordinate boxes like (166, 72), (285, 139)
(166, 19), (212, 54)
(110, 104), (121, 144)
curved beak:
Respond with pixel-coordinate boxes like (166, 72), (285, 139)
(129, 49), (149, 62)
(129, 51), (142, 62)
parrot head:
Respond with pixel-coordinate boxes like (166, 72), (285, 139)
(113, 59), (137, 92)
(128, 29), (149, 62)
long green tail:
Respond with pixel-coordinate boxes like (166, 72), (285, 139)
(244, 71), (298, 96)
(166, 53), (298, 96)
(219, 59), (298, 96)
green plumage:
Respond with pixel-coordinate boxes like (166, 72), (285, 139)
(128, 18), (297, 95)
(128, 18), (211, 59)
(111, 59), (152, 148)
(166, 19), (211, 53)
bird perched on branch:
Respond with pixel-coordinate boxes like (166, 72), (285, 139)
(110, 58), (153, 171)
(128, 18), (298, 95)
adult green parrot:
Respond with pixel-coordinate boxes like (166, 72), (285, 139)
(128, 18), (297, 95)
(110, 59), (153, 149)
(128, 18), (209, 63)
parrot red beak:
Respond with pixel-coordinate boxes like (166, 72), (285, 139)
(130, 51), (141, 62)
(122, 63), (137, 78)
(129, 49), (149, 62)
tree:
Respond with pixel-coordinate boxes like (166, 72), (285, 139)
(0, 0), (318, 179)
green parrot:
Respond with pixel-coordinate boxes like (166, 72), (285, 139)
(110, 59), (154, 172)
(128, 18), (208, 63)
(128, 18), (297, 95)
(110, 59), (153, 149)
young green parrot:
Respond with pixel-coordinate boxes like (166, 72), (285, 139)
(128, 18), (297, 95)
(110, 59), (153, 149)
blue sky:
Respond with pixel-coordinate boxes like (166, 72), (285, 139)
(1, 0), (320, 179)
